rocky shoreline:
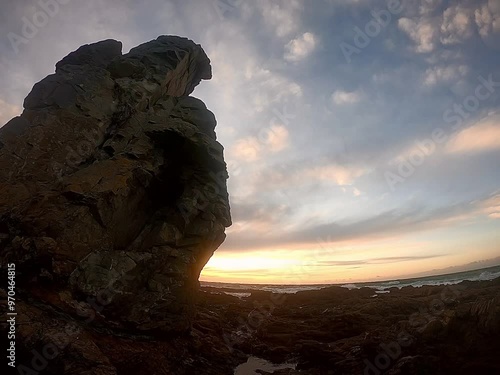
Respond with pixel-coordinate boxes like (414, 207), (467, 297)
(194, 277), (500, 374)
(2, 274), (499, 374)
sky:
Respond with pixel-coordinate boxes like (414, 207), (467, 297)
(0, 0), (499, 284)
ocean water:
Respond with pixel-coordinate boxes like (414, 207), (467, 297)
(225, 265), (500, 373)
(202, 264), (500, 295)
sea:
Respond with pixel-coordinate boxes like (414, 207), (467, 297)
(202, 264), (500, 297)
(225, 265), (500, 374)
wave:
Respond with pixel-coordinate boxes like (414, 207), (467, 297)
(224, 292), (251, 298)
(202, 266), (500, 295)
(340, 283), (358, 290)
(370, 269), (500, 291)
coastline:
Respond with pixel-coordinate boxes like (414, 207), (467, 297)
(6, 274), (499, 374)
(195, 276), (500, 374)
(201, 264), (500, 293)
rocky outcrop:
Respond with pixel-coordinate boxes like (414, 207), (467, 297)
(0, 34), (230, 366)
(201, 277), (500, 375)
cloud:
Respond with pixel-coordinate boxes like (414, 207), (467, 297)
(398, 3), (494, 54)
(424, 49), (464, 65)
(398, 2), (495, 54)
(266, 124), (289, 152)
(331, 90), (361, 105)
(476, 193), (500, 220)
(475, 0), (500, 38)
(243, 161), (366, 197)
(418, 0), (443, 16)
(228, 200), (294, 236)
(0, 99), (21, 126)
(398, 17), (438, 53)
(305, 164), (365, 186)
(440, 5), (474, 44)
(284, 32), (317, 62)
(328, 0), (369, 5)
(230, 124), (290, 163)
(222, 194), (497, 251)
(423, 64), (468, 86)
(316, 254), (445, 266)
(446, 116), (500, 154)
(389, 141), (435, 166)
(256, 0), (303, 37)
(231, 137), (262, 161)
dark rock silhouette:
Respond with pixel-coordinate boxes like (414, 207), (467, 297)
(0, 36), (231, 373)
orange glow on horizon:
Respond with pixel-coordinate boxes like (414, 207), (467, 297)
(200, 232), (500, 285)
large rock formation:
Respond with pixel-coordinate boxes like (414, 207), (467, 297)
(0, 34), (230, 353)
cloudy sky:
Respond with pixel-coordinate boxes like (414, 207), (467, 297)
(1, 0), (499, 284)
